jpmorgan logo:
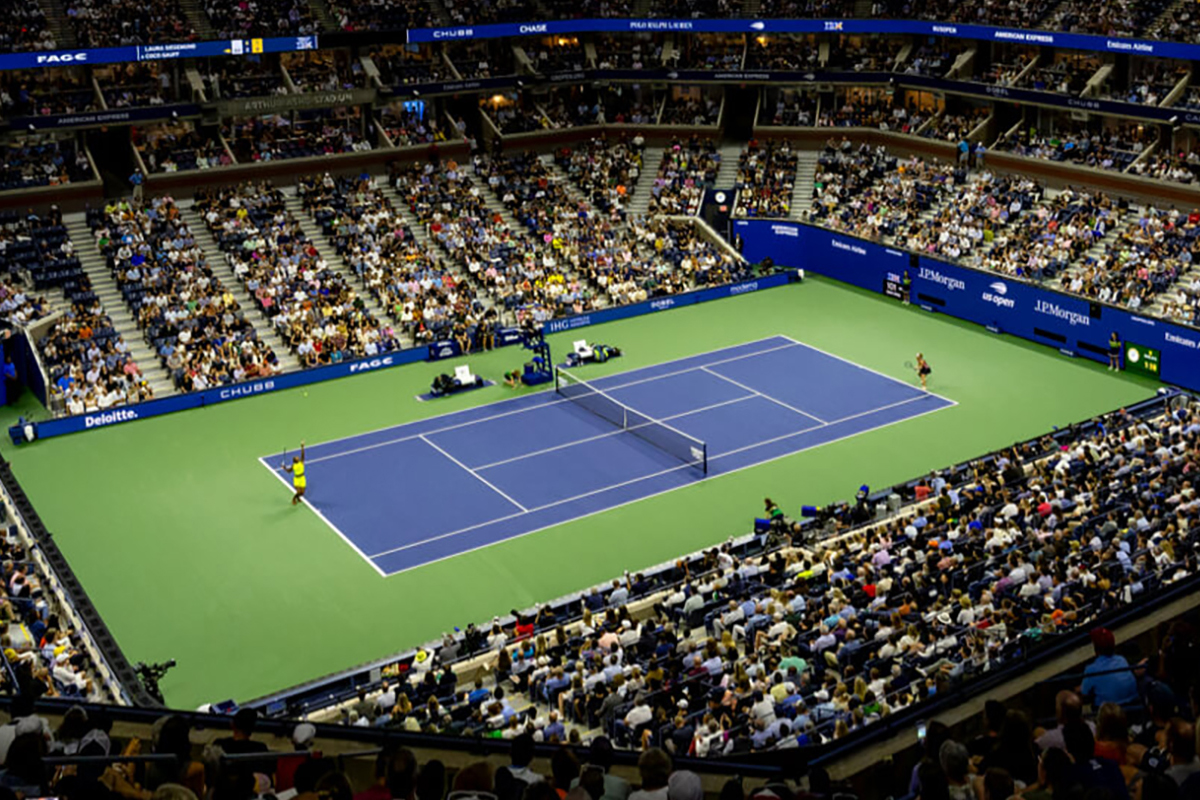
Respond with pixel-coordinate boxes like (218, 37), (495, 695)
(1035, 299), (1090, 326)
(349, 356), (396, 373)
(37, 52), (88, 64)
(917, 267), (965, 292)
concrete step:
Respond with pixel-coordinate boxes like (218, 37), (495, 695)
(790, 150), (819, 217)
(715, 143), (744, 188)
(625, 145), (665, 219)
(178, 0), (216, 40)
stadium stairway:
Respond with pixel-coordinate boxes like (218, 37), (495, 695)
(624, 144), (664, 218)
(715, 142), (744, 189)
(280, 189), (400, 344)
(308, 0), (341, 33)
(178, 202), (302, 374)
(63, 212), (176, 399)
(38, 0), (76, 48)
(790, 149), (819, 218)
(177, 0), (217, 41)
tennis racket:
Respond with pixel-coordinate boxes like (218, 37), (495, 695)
(279, 448), (288, 471)
(904, 360), (915, 371)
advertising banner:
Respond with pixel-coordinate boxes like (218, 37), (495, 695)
(12, 345), (427, 443)
(734, 218), (1200, 392)
(12, 276), (792, 443)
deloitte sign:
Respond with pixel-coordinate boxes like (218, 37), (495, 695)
(84, 408), (139, 429)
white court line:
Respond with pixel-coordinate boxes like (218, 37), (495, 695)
(289, 338), (802, 466)
(700, 366), (829, 424)
(473, 393), (759, 471)
(419, 434), (529, 512)
(366, 392), (957, 565)
(256, 457), (388, 578)
(777, 334), (956, 405)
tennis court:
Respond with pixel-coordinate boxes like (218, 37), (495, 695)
(260, 335), (956, 576)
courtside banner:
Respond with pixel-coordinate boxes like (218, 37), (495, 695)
(734, 219), (1200, 392)
(11, 276), (790, 443)
(542, 272), (792, 335)
(10, 345), (428, 443)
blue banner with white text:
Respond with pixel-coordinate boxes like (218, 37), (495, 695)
(10, 275), (792, 443)
(11, 345), (427, 443)
(405, 18), (1200, 63)
(735, 219), (1200, 391)
(2, 18), (1196, 76)
(0, 35), (318, 72)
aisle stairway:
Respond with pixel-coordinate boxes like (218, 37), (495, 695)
(624, 145), (665, 219)
(63, 212), (176, 399)
(178, 202), (301, 374)
(715, 142), (744, 187)
(790, 149), (819, 218)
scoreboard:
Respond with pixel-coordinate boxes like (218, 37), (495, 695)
(1124, 342), (1161, 377)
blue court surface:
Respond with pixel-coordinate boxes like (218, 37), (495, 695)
(260, 336), (956, 576)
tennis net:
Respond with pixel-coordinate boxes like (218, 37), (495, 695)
(555, 368), (708, 474)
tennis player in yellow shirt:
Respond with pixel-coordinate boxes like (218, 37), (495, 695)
(281, 441), (307, 505)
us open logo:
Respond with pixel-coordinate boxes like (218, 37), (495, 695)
(982, 281), (1016, 309)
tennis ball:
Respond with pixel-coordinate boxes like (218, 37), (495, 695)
(303, 391), (309, 397)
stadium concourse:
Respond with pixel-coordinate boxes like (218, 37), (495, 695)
(7, 0), (1200, 796)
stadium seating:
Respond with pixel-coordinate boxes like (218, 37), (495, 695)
(134, 124), (231, 174)
(86, 195), (278, 392)
(649, 138), (721, 216)
(0, 137), (94, 192)
(0, 0), (55, 53)
(203, 0), (318, 39)
(222, 111), (373, 163)
(0, 69), (98, 117)
(554, 135), (643, 216)
(733, 139), (798, 219)
(298, 172), (483, 345)
(267, 392), (1199, 759)
(193, 180), (398, 366)
(64, 0), (196, 48)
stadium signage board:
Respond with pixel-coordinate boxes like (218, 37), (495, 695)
(0, 35), (318, 72)
(10, 276), (791, 443)
(1, 19), (1196, 74)
(405, 18), (1200, 64)
(216, 89), (376, 117)
(735, 219), (1200, 392)
(8, 104), (201, 131)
